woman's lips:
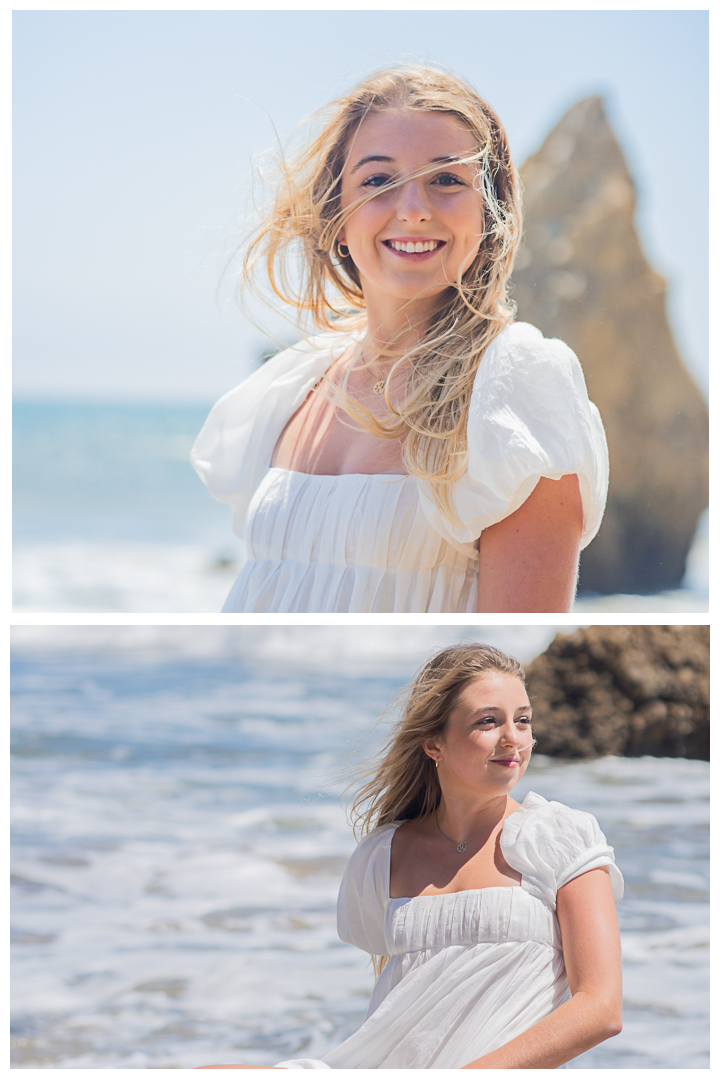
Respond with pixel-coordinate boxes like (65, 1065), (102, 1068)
(490, 758), (520, 768)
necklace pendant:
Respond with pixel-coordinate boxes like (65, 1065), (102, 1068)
(373, 380), (385, 395)
(456, 842), (467, 853)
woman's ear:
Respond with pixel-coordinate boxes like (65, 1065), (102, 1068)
(421, 737), (441, 762)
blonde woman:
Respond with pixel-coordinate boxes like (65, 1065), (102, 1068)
(199, 643), (623, 1069)
(192, 67), (609, 613)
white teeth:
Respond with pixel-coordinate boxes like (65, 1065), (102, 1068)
(389, 240), (439, 253)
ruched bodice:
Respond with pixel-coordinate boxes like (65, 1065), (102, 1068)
(385, 885), (561, 955)
(222, 468), (479, 613)
(371, 886), (566, 1044)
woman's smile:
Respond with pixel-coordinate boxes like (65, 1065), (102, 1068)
(339, 108), (485, 323)
(382, 238), (447, 256)
(426, 672), (533, 794)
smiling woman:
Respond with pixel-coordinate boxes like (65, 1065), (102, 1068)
(337, 110), (486, 322)
(191, 65), (608, 614)
(197, 642), (624, 1069)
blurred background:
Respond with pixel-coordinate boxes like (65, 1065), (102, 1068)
(11, 624), (709, 1068)
(13, 10), (708, 611)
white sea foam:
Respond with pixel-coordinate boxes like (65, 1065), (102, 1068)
(10, 623), (565, 670)
(13, 541), (238, 613)
(13, 526), (709, 614)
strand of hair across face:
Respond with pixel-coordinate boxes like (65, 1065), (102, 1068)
(239, 65), (523, 523)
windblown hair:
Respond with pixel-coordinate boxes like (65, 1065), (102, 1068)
(243, 65), (523, 522)
(349, 642), (526, 839)
(348, 641), (526, 977)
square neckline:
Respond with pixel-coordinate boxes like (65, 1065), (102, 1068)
(387, 814), (524, 902)
(267, 465), (409, 480)
(268, 337), (410, 480)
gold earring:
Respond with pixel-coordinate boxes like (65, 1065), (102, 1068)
(337, 241), (350, 258)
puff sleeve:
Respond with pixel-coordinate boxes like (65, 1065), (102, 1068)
(190, 333), (347, 540)
(500, 791), (623, 911)
(336, 824), (397, 956)
(416, 322), (609, 556)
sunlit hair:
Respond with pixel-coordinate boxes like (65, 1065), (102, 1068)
(347, 641), (527, 976)
(242, 65), (523, 521)
(350, 642), (527, 837)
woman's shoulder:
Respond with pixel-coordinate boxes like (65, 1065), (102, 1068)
(487, 318), (570, 351)
(475, 320), (588, 390)
(502, 790), (605, 843)
(339, 822), (401, 898)
(416, 321), (609, 552)
(344, 821), (401, 871)
(500, 792), (623, 908)
(190, 329), (352, 508)
(336, 823), (401, 952)
(220, 329), (351, 400)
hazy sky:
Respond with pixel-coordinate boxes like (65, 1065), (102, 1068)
(13, 8), (708, 402)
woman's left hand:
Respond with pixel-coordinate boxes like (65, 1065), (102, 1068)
(476, 473), (583, 613)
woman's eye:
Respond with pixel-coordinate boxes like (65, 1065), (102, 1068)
(433, 173), (465, 187)
(517, 717), (532, 725)
(361, 173), (390, 188)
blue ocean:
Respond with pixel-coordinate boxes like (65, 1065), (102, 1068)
(13, 401), (708, 613)
(10, 626), (710, 1068)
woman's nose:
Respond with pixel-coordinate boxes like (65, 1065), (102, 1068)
(395, 180), (430, 222)
(499, 723), (524, 748)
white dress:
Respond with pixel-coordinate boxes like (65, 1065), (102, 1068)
(275, 792), (623, 1070)
(191, 323), (609, 613)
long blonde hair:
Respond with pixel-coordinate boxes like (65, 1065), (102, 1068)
(350, 642), (526, 835)
(243, 65), (523, 522)
(348, 642), (526, 977)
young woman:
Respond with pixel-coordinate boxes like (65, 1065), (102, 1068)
(199, 643), (623, 1069)
(192, 67), (609, 613)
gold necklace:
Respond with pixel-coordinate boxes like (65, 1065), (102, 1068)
(435, 809), (505, 853)
(355, 343), (388, 396)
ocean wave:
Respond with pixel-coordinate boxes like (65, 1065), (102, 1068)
(11, 650), (709, 1068)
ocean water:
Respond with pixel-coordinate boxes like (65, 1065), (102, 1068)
(11, 627), (710, 1069)
(13, 400), (708, 613)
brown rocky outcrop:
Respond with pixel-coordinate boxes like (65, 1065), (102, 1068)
(511, 98), (708, 594)
(525, 625), (709, 759)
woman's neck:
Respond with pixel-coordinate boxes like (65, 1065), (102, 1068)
(435, 793), (512, 844)
(362, 291), (446, 371)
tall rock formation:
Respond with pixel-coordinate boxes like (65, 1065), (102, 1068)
(511, 98), (708, 594)
(525, 625), (709, 760)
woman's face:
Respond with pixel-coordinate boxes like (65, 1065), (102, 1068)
(425, 673), (533, 798)
(338, 108), (484, 319)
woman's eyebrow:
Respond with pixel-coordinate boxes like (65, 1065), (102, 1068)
(350, 153), (473, 174)
(430, 154), (468, 164)
(350, 154), (395, 173)
(468, 704), (533, 716)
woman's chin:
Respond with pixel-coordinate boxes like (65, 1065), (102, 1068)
(486, 763), (525, 788)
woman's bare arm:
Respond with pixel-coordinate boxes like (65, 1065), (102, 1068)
(477, 473), (583, 613)
(461, 866), (623, 1069)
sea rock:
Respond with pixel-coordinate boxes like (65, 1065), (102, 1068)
(510, 97), (708, 595)
(525, 625), (709, 760)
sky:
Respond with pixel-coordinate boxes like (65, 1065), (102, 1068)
(13, 8), (708, 403)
